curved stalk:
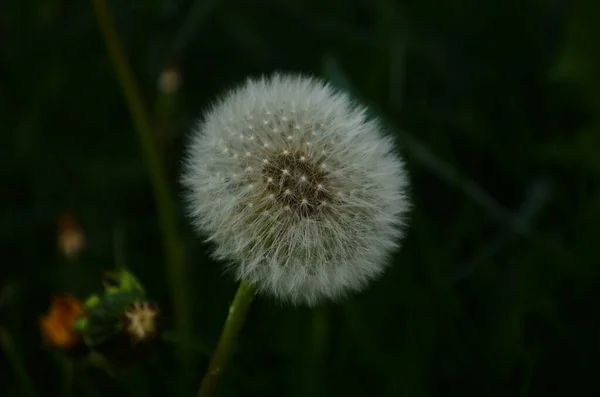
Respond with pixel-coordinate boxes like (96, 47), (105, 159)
(197, 280), (256, 397)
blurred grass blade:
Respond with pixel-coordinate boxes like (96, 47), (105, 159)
(322, 56), (553, 245)
(112, 225), (127, 270)
(59, 356), (74, 397)
(90, 0), (191, 370)
(163, 330), (212, 357)
(170, 0), (219, 58)
(220, 8), (278, 63)
(310, 308), (329, 394)
(0, 328), (41, 397)
(389, 33), (407, 112)
(0, 281), (18, 309)
(452, 177), (553, 282)
(294, 307), (329, 397)
(342, 304), (399, 395)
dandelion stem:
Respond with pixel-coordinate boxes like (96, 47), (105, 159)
(90, 0), (191, 370)
(197, 280), (255, 397)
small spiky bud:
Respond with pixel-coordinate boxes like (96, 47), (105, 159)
(123, 302), (160, 343)
(183, 73), (410, 305)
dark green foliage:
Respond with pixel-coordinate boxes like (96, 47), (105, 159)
(1, 0), (599, 396)
(84, 292), (145, 347)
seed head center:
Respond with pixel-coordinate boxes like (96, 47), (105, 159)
(261, 151), (331, 217)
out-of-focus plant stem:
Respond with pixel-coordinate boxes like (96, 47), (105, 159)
(59, 356), (74, 397)
(197, 280), (256, 397)
(0, 328), (40, 397)
(163, 330), (212, 357)
(90, 0), (191, 368)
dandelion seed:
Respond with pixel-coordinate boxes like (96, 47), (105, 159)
(182, 73), (410, 305)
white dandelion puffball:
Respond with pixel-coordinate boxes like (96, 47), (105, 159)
(182, 73), (410, 305)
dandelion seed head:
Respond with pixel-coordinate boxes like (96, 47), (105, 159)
(182, 73), (410, 306)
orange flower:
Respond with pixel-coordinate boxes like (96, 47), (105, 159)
(40, 295), (84, 349)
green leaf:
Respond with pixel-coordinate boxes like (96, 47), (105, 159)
(84, 291), (145, 347)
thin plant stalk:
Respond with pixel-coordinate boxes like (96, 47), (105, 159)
(0, 328), (40, 397)
(90, 0), (191, 366)
(197, 280), (256, 397)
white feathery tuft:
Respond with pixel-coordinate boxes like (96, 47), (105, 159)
(182, 73), (410, 306)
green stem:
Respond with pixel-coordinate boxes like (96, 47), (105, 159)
(90, 0), (191, 365)
(197, 280), (256, 397)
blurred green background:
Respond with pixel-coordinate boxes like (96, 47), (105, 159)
(2, 0), (600, 396)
